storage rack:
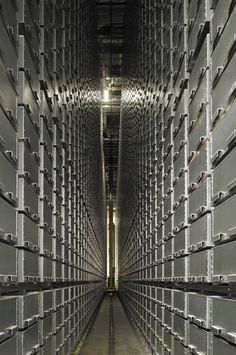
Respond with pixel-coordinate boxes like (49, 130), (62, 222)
(117, 0), (236, 354)
(0, 0), (106, 354)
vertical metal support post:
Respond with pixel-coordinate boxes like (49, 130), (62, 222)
(109, 191), (114, 289)
(108, 0), (114, 290)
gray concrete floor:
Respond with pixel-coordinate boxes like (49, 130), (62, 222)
(79, 294), (146, 355)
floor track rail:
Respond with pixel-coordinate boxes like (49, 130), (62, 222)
(109, 295), (115, 355)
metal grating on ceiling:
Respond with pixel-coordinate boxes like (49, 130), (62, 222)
(96, 0), (126, 204)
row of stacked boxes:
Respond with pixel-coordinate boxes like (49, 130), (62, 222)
(118, 0), (236, 353)
(0, 0), (106, 354)
(0, 284), (104, 355)
(120, 284), (236, 355)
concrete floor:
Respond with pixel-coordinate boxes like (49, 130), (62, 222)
(79, 294), (146, 355)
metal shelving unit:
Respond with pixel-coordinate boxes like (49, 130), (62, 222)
(0, 1), (106, 354)
(117, 0), (236, 354)
(1, 0), (236, 354)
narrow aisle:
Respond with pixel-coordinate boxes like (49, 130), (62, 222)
(112, 295), (146, 355)
(79, 296), (110, 355)
(79, 294), (146, 355)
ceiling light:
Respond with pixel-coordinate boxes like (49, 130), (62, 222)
(103, 89), (110, 102)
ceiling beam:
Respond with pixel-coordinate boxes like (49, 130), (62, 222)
(97, 1), (126, 6)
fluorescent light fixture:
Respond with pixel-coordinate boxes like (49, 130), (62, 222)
(103, 89), (110, 102)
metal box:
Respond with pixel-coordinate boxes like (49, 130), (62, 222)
(39, 290), (53, 318)
(211, 99), (236, 163)
(211, 0), (233, 45)
(39, 200), (53, 231)
(173, 313), (188, 346)
(17, 213), (38, 250)
(212, 51), (236, 118)
(0, 296), (18, 342)
(189, 249), (211, 282)
(173, 256), (187, 282)
(53, 260), (62, 281)
(189, 75), (209, 137)
(0, 8), (17, 65)
(38, 227), (53, 257)
(164, 169), (173, 196)
(40, 255), (53, 281)
(53, 236), (63, 261)
(163, 327), (172, 352)
(173, 55), (188, 101)
(163, 289), (173, 310)
(53, 308), (64, 333)
(188, 178), (211, 221)
(0, 196), (16, 241)
(40, 91), (53, 130)
(0, 241), (17, 282)
(18, 1), (40, 52)
(40, 175), (53, 206)
(18, 178), (39, 220)
(40, 146), (53, 182)
(164, 237), (173, 261)
(188, 293), (211, 329)
(213, 194), (236, 244)
(164, 152), (172, 177)
(173, 118), (187, 157)
(212, 5), (236, 83)
(164, 260), (173, 281)
(189, 143), (209, 187)
(40, 313), (53, 346)
(173, 89), (188, 130)
(173, 228), (188, 258)
(164, 192), (173, 218)
(211, 296), (236, 344)
(18, 142), (39, 186)
(18, 249), (39, 282)
(40, 335), (54, 355)
(0, 45), (18, 118)
(173, 337), (188, 355)
(173, 30), (186, 74)
(173, 20), (184, 52)
(18, 292), (39, 329)
(189, 322), (209, 354)
(53, 194), (62, 221)
(188, 0), (210, 66)
(155, 287), (164, 305)
(17, 105), (40, 152)
(212, 146), (236, 203)
(173, 0), (186, 27)
(173, 146), (187, 179)
(189, 213), (211, 252)
(53, 150), (63, 176)
(213, 240), (236, 282)
(0, 150), (16, 197)
(18, 322), (40, 355)
(212, 335), (236, 355)
(40, 117), (53, 155)
(163, 309), (173, 331)
(155, 320), (163, 342)
(53, 289), (63, 311)
(188, 0), (199, 20)
(189, 35), (210, 95)
(18, 35), (40, 93)
(0, 335), (17, 355)
(173, 290), (188, 318)
(174, 200), (187, 232)
(188, 109), (208, 155)
(18, 70), (40, 116)
(174, 171), (187, 205)
(0, 108), (16, 155)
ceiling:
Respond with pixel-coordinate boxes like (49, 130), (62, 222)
(96, 0), (126, 205)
